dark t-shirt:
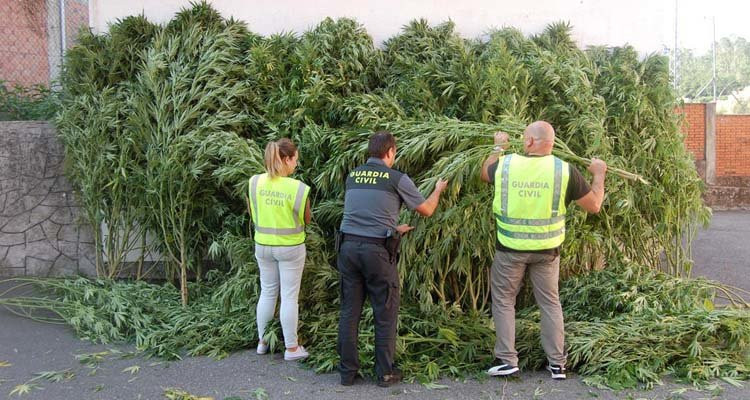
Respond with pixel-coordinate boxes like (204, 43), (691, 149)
(487, 155), (591, 254)
(339, 158), (426, 238)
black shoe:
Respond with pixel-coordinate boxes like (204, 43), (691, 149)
(487, 358), (519, 376)
(340, 374), (360, 386)
(547, 364), (566, 380)
(377, 369), (402, 388)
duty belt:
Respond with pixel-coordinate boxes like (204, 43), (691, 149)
(342, 233), (386, 245)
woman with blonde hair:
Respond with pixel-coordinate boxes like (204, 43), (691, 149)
(248, 138), (311, 361)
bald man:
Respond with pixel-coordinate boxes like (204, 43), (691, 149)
(479, 121), (607, 380)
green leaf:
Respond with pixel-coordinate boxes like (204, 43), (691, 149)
(437, 327), (459, 346)
(422, 382), (450, 390)
(33, 369), (75, 383)
(122, 365), (140, 375)
(720, 376), (743, 388)
(252, 388), (268, 400)
(9, 383), (42, 397)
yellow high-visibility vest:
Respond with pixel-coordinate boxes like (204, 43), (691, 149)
(248, 173), (310, 246)
(492, 154), (570, 250)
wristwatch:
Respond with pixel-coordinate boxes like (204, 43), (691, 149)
(492, 145), (504, 153)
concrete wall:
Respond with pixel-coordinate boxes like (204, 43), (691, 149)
(3, 0), (669, 88)
(89, 0), (672, 52)
(0, 121), (96, 277)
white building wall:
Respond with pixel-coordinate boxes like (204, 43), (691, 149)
(89, 0), (672, 52)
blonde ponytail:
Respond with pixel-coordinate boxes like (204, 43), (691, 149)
(264, 138), (297, 178)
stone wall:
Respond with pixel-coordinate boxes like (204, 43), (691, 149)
(0, 121), (96, 277)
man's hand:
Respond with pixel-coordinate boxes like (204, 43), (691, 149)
(494, 131), (510, 148)
(414, 179), (449, 217)
(577, 158), (607, 214)
(481, 134), (507, 183)
(435, 178), (448, 193)
(587, 158), (607, 176)
(396, 224), (415, 234)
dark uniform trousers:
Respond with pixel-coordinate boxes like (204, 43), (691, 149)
(337, 240), (400, 379)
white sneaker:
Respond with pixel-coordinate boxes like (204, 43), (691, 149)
(487, 358), (519, 376)
(547, 364), (567, 380)
(284, 345), (309, 361)
(256, 341), (269, 355)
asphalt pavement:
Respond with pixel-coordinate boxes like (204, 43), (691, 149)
(690, 210), (750, 294)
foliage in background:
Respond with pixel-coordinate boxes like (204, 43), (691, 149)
(675, 36), (750, 112)
(56, 87), (145, 277)
(126, 9), (254, 305)
(587, 46), (708, 275)
(61, 15), (161, 97)
(1, 1), (746, 390)
(0, 82), (60, 121)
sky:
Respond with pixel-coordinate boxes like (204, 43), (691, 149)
(674, 0), (750, 53)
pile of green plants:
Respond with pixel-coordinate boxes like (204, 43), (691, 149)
(2, 2), (748, 389)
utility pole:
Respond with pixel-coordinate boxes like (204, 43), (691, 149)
(712, 16), (717, 101)
(60, 0), (66, 63)
(673, 0), (678, 90)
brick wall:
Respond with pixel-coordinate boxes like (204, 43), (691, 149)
(65, 0), (89, 51)
(0, 0), (89, 88)
(716, 115), (750, 177)
(679, 103), (706, 162)
(680, 104), (750, 180)
(0, 1), (50, 87)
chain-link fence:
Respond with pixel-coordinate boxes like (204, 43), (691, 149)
(1, 0), (89, 89)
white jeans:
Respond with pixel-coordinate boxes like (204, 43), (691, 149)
(255, 243), (306, 348)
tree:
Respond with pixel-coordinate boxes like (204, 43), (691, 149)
(675, 36), (750, 103)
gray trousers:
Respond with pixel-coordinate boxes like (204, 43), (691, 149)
(490, 249), (566, 366)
